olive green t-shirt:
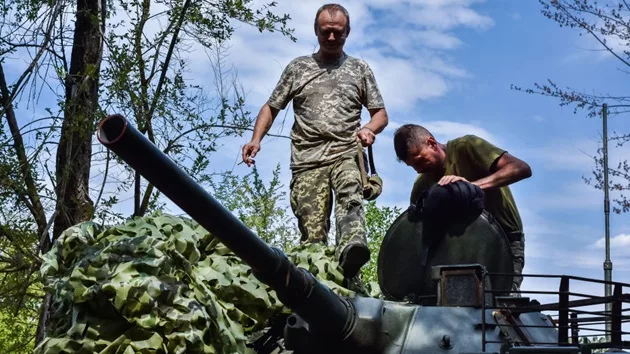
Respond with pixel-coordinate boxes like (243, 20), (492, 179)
(266, 53), (385, 173)
(410, 135), (524, 234)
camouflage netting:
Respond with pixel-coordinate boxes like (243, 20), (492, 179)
(35, 214), (361, 354)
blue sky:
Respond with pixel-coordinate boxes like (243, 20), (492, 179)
(202, 0), (630, 297)
(4, 0), (628, 321)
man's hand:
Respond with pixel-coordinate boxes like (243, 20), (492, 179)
(357, 127), (376, 147)
(438, 175), (469, 186)
(241, 140), (261, 167)
(241, 104), (279, 167)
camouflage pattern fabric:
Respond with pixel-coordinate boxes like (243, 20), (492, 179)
(289, 153), (367, 262)
(35, 215), (360, 354)
(266, 52), (385, 174)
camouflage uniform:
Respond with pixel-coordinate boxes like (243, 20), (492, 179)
(266, 53), (385, 262)
(289, 152), (365, 260)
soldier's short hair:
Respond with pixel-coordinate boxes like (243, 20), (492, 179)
(393, 124), (434, 162)
(314, 3), (351, 34)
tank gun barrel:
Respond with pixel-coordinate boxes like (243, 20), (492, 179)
(96, 114), (354, 340)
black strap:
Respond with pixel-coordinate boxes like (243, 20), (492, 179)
(368, 145), (377, 176)
(507, 231), (524, 242)
(357, 142), (368, 187)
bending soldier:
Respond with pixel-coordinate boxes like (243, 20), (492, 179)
(393, 124), (531, 292)
(242, 3), (389, 279)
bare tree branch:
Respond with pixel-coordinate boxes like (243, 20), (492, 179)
(0, 62), (48, 236)
(554, 0), (630, 67)
(0, 3), (63, 117)
(136, 0), (192, 217)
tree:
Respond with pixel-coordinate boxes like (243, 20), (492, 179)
(97, 0), (295, 220)
(211, 164), (300, 249)
(0, 0), (295, 348)
(0, 0), (102, 343)
(0, 295), (39, 353)
(513, 0), (630, 213)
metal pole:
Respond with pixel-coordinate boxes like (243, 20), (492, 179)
(602, 103), (612, 341)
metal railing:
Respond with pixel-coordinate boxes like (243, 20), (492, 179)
(480, 272), (630, 352)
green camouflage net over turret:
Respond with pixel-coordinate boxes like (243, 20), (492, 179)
(35, 214), (364, 354)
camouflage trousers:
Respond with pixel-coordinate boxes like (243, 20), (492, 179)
(289, 153), (366, 261)
(509, 231), (525, 294)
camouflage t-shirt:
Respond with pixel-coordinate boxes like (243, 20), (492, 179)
(267, 53), (385, 172)
(409, 135), (524, 234)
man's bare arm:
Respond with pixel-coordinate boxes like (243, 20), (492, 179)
(357, 107), (389, 146)
(251, 104), (280, 142)
(363, 108), (388, 133)
(472, 153), (532, 190)
(242, 104), (280, 166)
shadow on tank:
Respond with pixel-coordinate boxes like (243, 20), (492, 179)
(378, 207), (514, 304)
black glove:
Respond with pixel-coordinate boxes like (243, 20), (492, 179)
(440, 180), (485, 221)
(407, 180), (485, 225)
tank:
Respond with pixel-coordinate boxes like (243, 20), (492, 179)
(97, 114), (629, 354)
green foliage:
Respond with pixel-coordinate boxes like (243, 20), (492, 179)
(0, 0), (51, 29)
(97, 0), (296, 219)
(210, 164), (300, 249)
(361, 200), (402, 295)
(186, 0), (296, 45)
(1, 0), (295, 347)
(0, 305), (38, 354)
(578, 336), (609, 353)
(35, 214), (352, 353)
(0, 219), (43, 352)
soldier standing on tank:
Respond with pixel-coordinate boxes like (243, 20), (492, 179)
(393, 124), (532, 293)
(241, 3), (389, 279)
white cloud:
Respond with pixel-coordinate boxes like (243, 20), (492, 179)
(524, 136), (630, 195)
(526, 139), (598, 172)
(517, 206), (630, 274)
(533, 115), (545, 122)
(529, 182), (602, 211)
(594, 233), (630, 249)
(423, 120), (497, 143)
(408, 31), (464, 50)
(356, 51), (453, 108)
(402, 5), (493, 31)
(184, 0), (494, 115)
(385, 119), (497, 144)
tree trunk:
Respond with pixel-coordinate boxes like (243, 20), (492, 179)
(52, 0), (103, 244)
(36, 0), (104, 345)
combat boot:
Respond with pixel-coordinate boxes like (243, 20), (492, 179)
(339, 242), (370, 279)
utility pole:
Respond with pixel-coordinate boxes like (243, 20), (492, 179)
(602, 103), (612, 341)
